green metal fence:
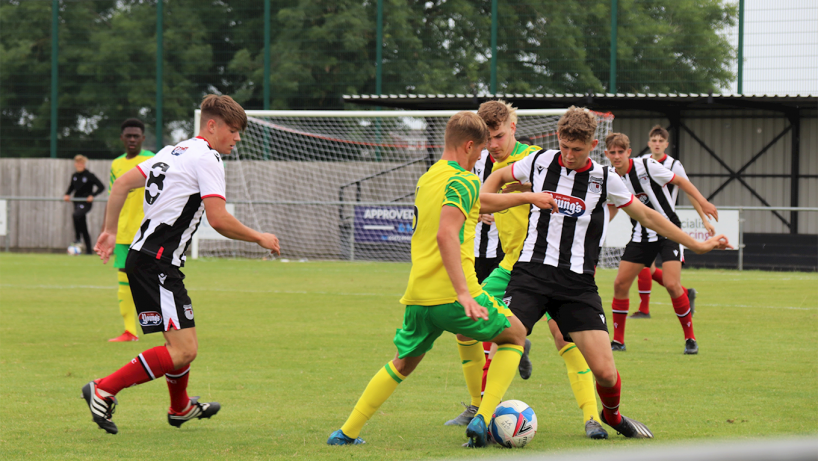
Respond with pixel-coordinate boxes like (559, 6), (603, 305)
(1, 0), (813, 160)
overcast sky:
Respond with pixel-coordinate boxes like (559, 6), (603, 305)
(723, 0), (817, 95)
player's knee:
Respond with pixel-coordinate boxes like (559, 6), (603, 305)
(176, 347), (197, 366)
(664, 281), (683, 296)
(593, 367), (618, 387)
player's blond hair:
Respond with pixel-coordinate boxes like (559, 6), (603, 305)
(557, 107), (597, 144)
(444, 111), (489, 149)
(200, 94), (247, 131)
(649, 124), (668, 140)
(477, 100), (517, 130)
(605, 132), (630, 150)
(73, 155), (88, 163)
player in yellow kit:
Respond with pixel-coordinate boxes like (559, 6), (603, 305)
(446, 101), (608, 439)
(105, 119), (154, 342)
(327, 111), (557, 448)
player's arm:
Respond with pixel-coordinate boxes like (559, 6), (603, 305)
(621, 199), (732, 254)
(437, 205), (487, 321)
(203, 197), (280, 255)
(479, 165), (557, 214)
(88, 172), (105, 202)
(669, 175), (718, 222)
(94, 167), (145, 263)
(686, 193), (716, 236)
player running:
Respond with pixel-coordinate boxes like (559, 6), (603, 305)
(104, 118), (154, 342)
(82, 95), (280, 434)
(327, 111), (557, 448)
(631, 125), (715, 319)
(481, 108), (731, 438)
(604, 132), (718, 354)
(446, 101), (607, 440)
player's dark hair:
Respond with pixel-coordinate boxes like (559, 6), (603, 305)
(605, 132), (630, 150)
(557, 107), (597, 144)
(649, 125), (668, 140)
(516, 136), (533, 146)
(445, 111), (489, 149)
(121, 118), (145, 134)
(200, 94), (247, 131)
(478, 100), (517, 130)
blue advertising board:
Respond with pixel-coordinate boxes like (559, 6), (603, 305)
(354, 206), (414, 243)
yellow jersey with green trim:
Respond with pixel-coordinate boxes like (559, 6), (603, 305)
(110, 149), (154, 244)
(400, 160), (482, 306)
(493, 142), (542, 271)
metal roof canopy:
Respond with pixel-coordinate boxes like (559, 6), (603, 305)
(342, 93), (817, 117)
(344, 93), (817, 235)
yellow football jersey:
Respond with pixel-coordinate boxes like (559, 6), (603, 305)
(110, 150), (154, 244)
(493, 142), (542, 271)
(400, 160), (482, 306)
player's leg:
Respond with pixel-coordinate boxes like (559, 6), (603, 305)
(547, 316), (606, 439)
(633, 263), (655, 317)
(611, 260), (644, 351)
(660, 243), (697, 354)
(110, 244), (139, 342)
(442, 334), (485, 426)
(329, 305), (442, 445)
(567, 329), (652, 439)
(76, 202), (93, 253)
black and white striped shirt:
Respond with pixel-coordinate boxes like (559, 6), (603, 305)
(511, 149), (633, 275)
(132, 137), (226, 266)
(473, 150), (502, 259)
(618, 157), (679, 243)
(640, 153), (688, 205)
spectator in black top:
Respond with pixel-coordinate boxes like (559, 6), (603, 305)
(64, 155), (104, 253)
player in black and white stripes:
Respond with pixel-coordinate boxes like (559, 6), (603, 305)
(81, 95), (281, 435)
(480, 107), (731, 439)
(604, 132), (718, 355)
(473, 149), (504, 283)
(632, 125), (716, 319)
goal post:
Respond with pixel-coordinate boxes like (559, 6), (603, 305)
(190, 108), (619, 264)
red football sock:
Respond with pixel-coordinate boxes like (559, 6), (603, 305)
(481, 357), (492, 394)
(637, 268), (652, 314)
(597, 372), (622, 426)
(611, 298), (629, 344)
(97, 346), (174, 395)
(651, 268), (664, 286)
(165, 365), (191, 412)
(672, 291), (696, 340)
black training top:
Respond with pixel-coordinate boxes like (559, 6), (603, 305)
(65, 170), (105, 198)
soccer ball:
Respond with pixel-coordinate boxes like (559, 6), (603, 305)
(67, 244), (82, 256)
(489, 400), (537, 448)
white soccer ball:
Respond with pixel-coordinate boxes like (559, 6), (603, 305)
(67, 244), (82, 256)
(489, 400), (537, 448)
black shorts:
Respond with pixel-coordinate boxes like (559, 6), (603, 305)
(125, 250), (195, 334)
(621, 238), (684, 266)
(504, 262), (607, 342)
(475, 256), (503, 284)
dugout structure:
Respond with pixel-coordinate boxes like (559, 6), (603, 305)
(191, 109), (617, 264)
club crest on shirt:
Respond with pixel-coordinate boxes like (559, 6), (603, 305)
(588, 176), (603, 194)
(171, 146), (188, 156)
(549, 192), (587, 217)
(635, 192), (650, 205)
(638, 173), (650, 183)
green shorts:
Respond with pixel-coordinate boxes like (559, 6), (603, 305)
(394, 291), (513, 359)
(113, 244), (130, 269)
(482, 266), (552, 321)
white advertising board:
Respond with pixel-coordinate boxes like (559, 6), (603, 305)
(0, 200), (6, 236)
(604, 208), (739, 251)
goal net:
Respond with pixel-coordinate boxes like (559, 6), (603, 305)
(191, 109), (621, 266)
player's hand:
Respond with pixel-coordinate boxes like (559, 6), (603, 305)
(86, 196), (94, 203)
(704, 221), (716, 237)
(63, 195), (70, 202)
(701, 201), (718, 222)
(501, 182), (532, 193)
(94, 231), (116, 264)
(257, 232), (280, 256)
(691, 234), (732, 254)
(527, 192), (558, 214)
(479, 214), (495, 225)
(459, 293), (488, 321)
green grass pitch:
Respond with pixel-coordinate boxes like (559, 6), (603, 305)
(1, 253), (816, 459)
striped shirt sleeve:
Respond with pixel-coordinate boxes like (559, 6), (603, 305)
(443, 173), (479, 217)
